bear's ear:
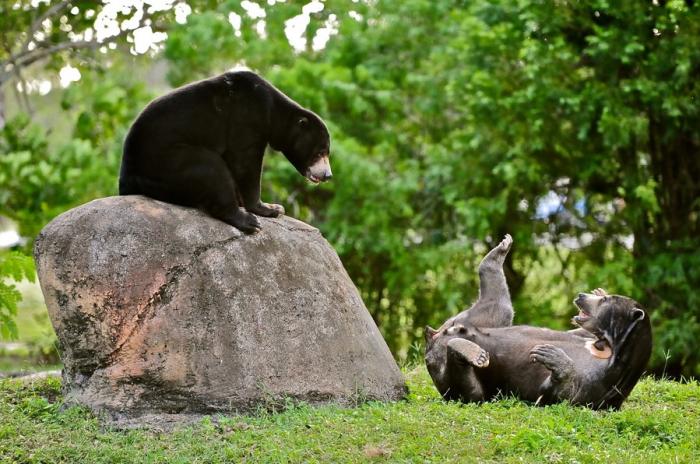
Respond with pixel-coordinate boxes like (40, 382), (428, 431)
(298, 116), (309, 126)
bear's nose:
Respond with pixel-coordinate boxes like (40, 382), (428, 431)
(322, 171), (332, 181)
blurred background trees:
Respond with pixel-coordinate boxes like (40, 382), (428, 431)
(1, 0), (698, 377)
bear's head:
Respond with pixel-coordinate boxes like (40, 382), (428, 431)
(274, 109), (332, 184)
(573, 290), (651, 375)
(573, 289), (652, 408)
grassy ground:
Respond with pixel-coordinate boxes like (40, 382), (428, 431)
(1, 368), (698, 463)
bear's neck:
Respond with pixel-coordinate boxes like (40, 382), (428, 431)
(267, 93), (301, 151)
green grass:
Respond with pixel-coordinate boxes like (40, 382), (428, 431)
(1, 368), (698, 463)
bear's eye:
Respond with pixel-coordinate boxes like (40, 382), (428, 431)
(298, 117), (309, 126)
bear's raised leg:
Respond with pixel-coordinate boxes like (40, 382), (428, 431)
(226, 148), (286, 218)
(451, 234), (514, 329)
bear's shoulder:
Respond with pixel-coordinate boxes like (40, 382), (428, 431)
(222, 69), (270, 89)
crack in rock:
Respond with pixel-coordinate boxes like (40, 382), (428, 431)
(103, 264), (188, 366)
(101, 232), (249, 368)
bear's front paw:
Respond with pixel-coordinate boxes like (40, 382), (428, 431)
(248, 202), (285, 218)
(529, 344), (571, 370)
(226, 210), (261, 234)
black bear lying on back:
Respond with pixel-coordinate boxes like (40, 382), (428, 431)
(119, 70), (331, 233)
(425, 235), (652, 410)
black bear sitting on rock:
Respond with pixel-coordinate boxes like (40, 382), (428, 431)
(119, 70), (331, 233)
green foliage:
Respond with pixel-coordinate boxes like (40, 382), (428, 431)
(1, 115), (100, 240)
(1, 0), (699, 376)
(0, 252), (35, 339)
(1, 57), (152, 232)
(162, 0), (699, 373)
(1, 369), (699, 462)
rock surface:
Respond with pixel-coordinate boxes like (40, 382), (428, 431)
(34, 196), (405, 423)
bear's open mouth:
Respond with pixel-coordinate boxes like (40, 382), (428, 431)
(306, 174), (321, 184)
(572, 298), (592, 324)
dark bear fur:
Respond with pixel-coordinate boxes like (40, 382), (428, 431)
(119, 70), (331, 233)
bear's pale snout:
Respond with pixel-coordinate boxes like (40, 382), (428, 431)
(306, 155), (332, 183)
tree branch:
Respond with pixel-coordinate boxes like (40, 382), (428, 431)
(23, 0), (71, 54)
(0, 4), (169, 88)
(0, 40), (99, 86)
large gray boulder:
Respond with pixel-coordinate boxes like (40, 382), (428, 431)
(34, 196), (405, 423)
